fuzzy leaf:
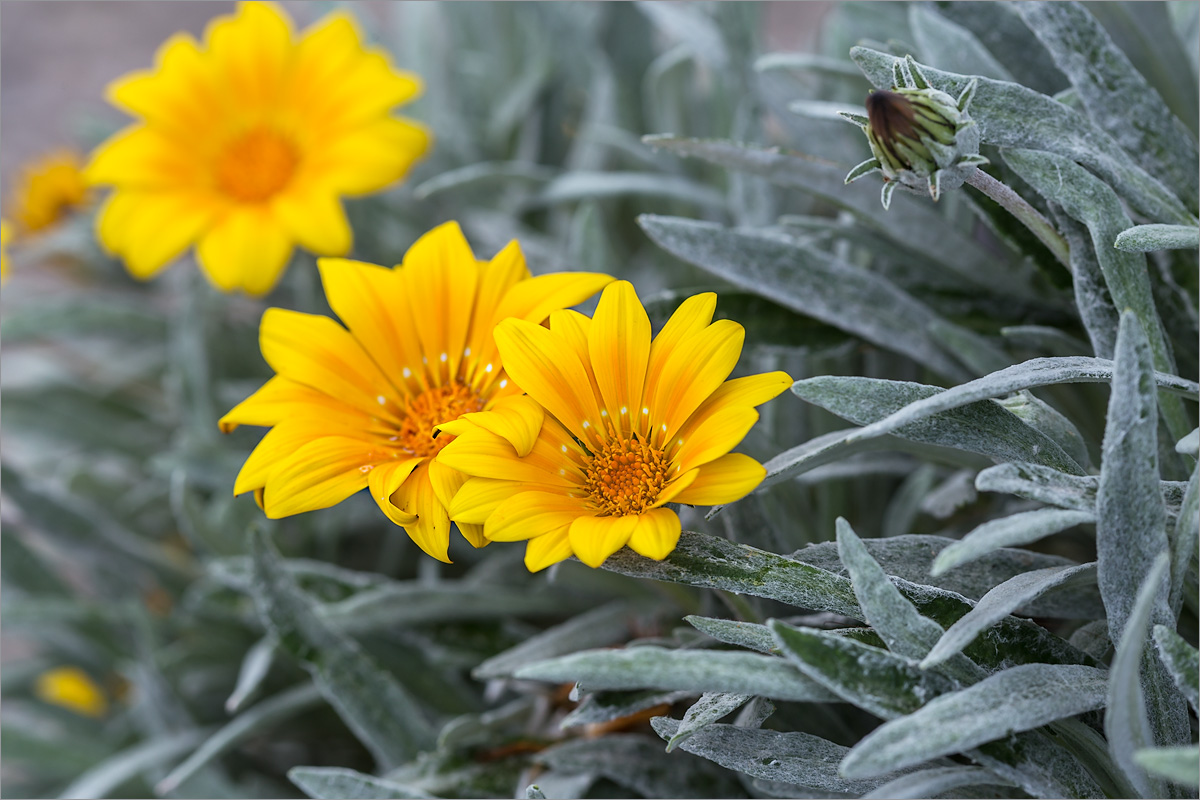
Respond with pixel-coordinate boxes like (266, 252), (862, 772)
(1133, 745), (1200, 788)
(638, 215), (970, 381)
(158, 684), (324, 795)
(841, 664), (1109, 778)
(288, 767), (428, 800)
(1015, 2), (1199, 211)
(651, 717), (904, 795)
(920, 564), (1097, 668)
(1115, 224), (1200, 253)
(535, 734), (740, 798)
(1106, 553), (1172, 798)
(909, 5), (1013, 80)
(666, 693), (752, 752)
(1152, 625), (1200, 713)
(514, 646), (838, 703)
(932, 509), (1096, 575)
(473, 602), (634, 680)
(861, 766), (1014, 800)
(792, 376), (1087, 475)
(248, 528), (435, 770)
(531, 171), (727, 210)
(769, 621), (957, 719)
(850, 47), (1194, 225)
(1171, 467), (1199, 615)
(225, 636), (277, 714)
(56, 729), (212, 800)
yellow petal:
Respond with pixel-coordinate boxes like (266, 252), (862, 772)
(315, 117), (432, 196)
(85, 125), (200, 189)
(196, 209), (294, 296)
(487, 491), (585, 542)
(457, 522), (489, 549)
(401, 221), (479, 384)
(525, 529), (574, 572)
(219, 375), (374, 433)
(368, 457), (423, 527)
(548, 309), (604, 414)
(448, 477), (533, 525)
(464, 239), (529, 386)
(682, 371), (793, 436)
(427, 459), (469, 512)
(272, 188), (351, 256)
(459, 395), (544, 457)
(653, 467), (699, 507)
(627, 508), (682, 561)
(494, 318), (604, 445)
(392, 461), (452, 563)
(259, 307), (404, 423)
(207, 1), (294, 109)
(233, 420), (368, 497)
(106, 33), (220, 140)
(493, 271), (615, 329)
(644, 319), (745, 445)
(588, 281), (650, 435)
(568, 514), (638, 568)
(316, 257), (425, 396)
(262, 436), (375, 518)
(673, 406), (759, 474)
(437, 429), (575, 486)
(643, 293), (716, 434)
(95, 191), (140, 256)
(672, 453), (766, 507)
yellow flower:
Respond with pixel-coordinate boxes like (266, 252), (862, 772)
(220, 221), (613, 561)
(8, 150), (89, 234)
(436, 281), (792, 572)
(1, 220), (11, 283)
(85, 1), (431, 296)
(34, 667), (108, 717)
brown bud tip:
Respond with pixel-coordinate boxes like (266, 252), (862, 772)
(865, 90), (916, 145)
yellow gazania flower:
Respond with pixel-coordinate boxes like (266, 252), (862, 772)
(220, 221), (613, 561)
(85, 1), (431, 296)
(1, 220), (12, 283)
(8, 149), (89, 234)
(436, 280), (792, 572)
(34, 667), (108, 718)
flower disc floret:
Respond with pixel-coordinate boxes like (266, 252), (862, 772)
(584, 436), (670, 516)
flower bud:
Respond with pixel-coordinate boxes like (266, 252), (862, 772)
(840, 55), (989, 209)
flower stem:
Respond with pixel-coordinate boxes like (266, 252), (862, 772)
(965, 168), (1071, 269)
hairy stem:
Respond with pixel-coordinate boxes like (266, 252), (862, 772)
(966, 169), (1071, 269)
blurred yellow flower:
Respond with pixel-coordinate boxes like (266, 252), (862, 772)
(220, 221), (613, 561)
(34, 667), (108, 718)
(1, 220), (11, 283)
(8, 150), (89, 234)
(437, 281), (792, 572)
(85, 1), (431, 296)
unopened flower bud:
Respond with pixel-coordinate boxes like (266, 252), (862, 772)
(840, 55), (988, 209)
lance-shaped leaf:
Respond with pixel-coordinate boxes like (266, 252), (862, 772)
(288, 767), (428, 800)
(862, 766), (1014, 800)
(1115, 224), (1200, 253)
(514, 647), (838, 703)
(1170, 467), (1198, 615)
(1133, 746), (1200, 788)
(1152, 625), (1199, 713)
(601, 531), (1098, 671)
(909, 5), (1013, 81)
(1106, 553), (1172, 798)
(932, 509), (1096, 575)
(651, 717), (909, 795)
(850, 47), (1194, 225)
(248, 528), (435, 770)
(1015, 2), (1199, 211)
(792, 376), (1086, 475)
(921, 564), (1097, 669)
(840, 663), (1109, 779)
(666, 693), (752, 752)
(473, 602), (635, 680)
(975, 462), (1189, 515)
(637, 215), (970, 381)
(836, 519), (982, 682)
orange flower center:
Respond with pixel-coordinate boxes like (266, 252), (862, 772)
(214, 127), (299, 203)
(397, 382), (484, 457)
(583, 436), (670, 516)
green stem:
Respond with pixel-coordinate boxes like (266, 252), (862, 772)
(966, 168), (1071, 269)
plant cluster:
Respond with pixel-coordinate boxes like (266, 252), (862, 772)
(2, 2), (1197, 799)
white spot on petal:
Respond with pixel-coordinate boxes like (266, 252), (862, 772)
(600, 409), (608, 417)
(464, 347), (471, 357)
(661, 423), (668, 431)
(423, 356), (428, 364)
(561, 444), (568, 452)
(376, 395), (387, 405)
(499, 379), (508, 389)
(360, 465), (374, 474)
(485, 363), (493, 373)
(402, 367), (412, 379)
(582, 421), (590, 429)
(440, 352), (448, 363)
(642, 407), (649, 415)
(620, 406), (627, 415)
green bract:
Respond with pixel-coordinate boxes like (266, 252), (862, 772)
(842, 55), (989, 208)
